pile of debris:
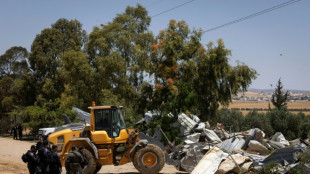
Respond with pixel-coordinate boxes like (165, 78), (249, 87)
(136, 111), (310, 174)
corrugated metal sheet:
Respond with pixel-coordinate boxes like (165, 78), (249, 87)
(203, 128), (222, 143)
(262, 148), (304, 166)
(178, 113), (197, 135)
(72, 107), (91, 123)
(216, 137), (245, 153)
(192, 147), (228, 174)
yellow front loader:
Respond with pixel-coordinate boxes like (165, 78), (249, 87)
(48, 103), (165, 174)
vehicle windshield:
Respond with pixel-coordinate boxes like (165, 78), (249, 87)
(112, 108), (126, 137)
(94, 109), (111, 133)
(94, 108), (126, 138)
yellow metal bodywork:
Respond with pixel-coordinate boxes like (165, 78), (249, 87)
(91, 129), (128, 144)
(48, 128), (83, 145)
(48, 128), (84, 166)
(48, 105), (138, 167)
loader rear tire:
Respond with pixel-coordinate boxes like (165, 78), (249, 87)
(133, 144), (165, 174)
(82, 149), (97, 174)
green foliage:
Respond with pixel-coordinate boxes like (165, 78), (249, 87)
(243, 111), (274, 137)
(217, 108), (274, 136)
(145, 114), (181, 145)
(260, 162), (281, 174)
(97, 89), (141, 128)
(286, 168), (303, 174)
(148, 21), (257, 120)
(271, 78), (290, 109)
(14, 99), (77, 135)
(195, 41), (257, 121)
(29, 19), (86, 80)
(87, 4), (153, 91)
(0, 5), (258, 134)
(268, 108), (294, 139)
(299, 146), (310, 169)
(217, 107), (310, 140)
(59, 50), (94, 110)
(217, 108), (244, 132)
(0, 46), (29, 78)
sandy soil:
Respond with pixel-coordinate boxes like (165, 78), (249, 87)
(0, 136), (184, 174)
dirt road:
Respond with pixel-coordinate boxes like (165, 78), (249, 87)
(0, 136), (183, 174)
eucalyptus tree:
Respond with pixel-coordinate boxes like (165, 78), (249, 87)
(28, 18), (87, 100)
(195, 40), (257, 121)
(0, 46), (30, 108)
(87, 4), (154, 102)
(0, 46), (29, 78)
(147, 20), (201, 114)
(148, 19), (257, 120)
(59, 50), (94, 110)
(0, 46), (32, 127)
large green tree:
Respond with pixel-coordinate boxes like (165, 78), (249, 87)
(11, 19), (89, 132)
(29, 18), (87, 100)
(87, 4), (154, 99)
(195, 40), (257, 121)
(0, 47), (37, 133)
(29, 19), (87, 80)
(146, 20), (201, 115)
(146, 20), (257, 120)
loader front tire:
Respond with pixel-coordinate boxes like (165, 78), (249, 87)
(82, 149), (97, 174)
(133, 144), (165, 174)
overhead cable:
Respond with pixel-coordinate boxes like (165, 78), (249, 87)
(203, 0), (302, 33)
(151, 0), (195, 18)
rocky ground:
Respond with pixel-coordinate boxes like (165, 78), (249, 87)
(0, 136), (183, 174)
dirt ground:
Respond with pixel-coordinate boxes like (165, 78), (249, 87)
(0, 136), (184, 174)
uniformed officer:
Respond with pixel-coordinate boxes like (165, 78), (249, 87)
(36, 137), (44, 151)
(50, 145), (62, 174)
(18, 124), (23, 140)
(65, 145), (84, 174)
(37, 140), (51, 174)
(26, 145), (39, 174)
(12, 125), (17, 140)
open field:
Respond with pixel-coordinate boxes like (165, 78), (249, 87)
(223, 101), (310, 115)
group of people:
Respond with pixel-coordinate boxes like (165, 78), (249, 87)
(25, 138), (62, 174)
(12, 124), (23, 140)
(25, 137), (88, 174)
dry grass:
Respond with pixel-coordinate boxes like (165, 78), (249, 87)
(222, 101), (310, 115)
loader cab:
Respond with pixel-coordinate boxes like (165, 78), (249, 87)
(89, 105), (129, 144)
(94, 106), (126, 137)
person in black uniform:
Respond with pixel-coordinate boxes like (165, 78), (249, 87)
(36, 137), (44, 151)
(12, 125), (17, 140)
(18, 124), (23, 140)
(26, 145), (39, 174)
(37, 140), (51, 174)
(50, 145), (62, 174)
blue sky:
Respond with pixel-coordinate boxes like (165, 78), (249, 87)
(1, 0), (309, 90)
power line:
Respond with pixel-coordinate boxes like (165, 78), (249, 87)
(203, 0), (302, 33)
(151, 0), (195, 18)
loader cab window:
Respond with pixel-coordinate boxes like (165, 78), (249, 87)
(111, 108), (126, 137)
(94, 109), (112, 137)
